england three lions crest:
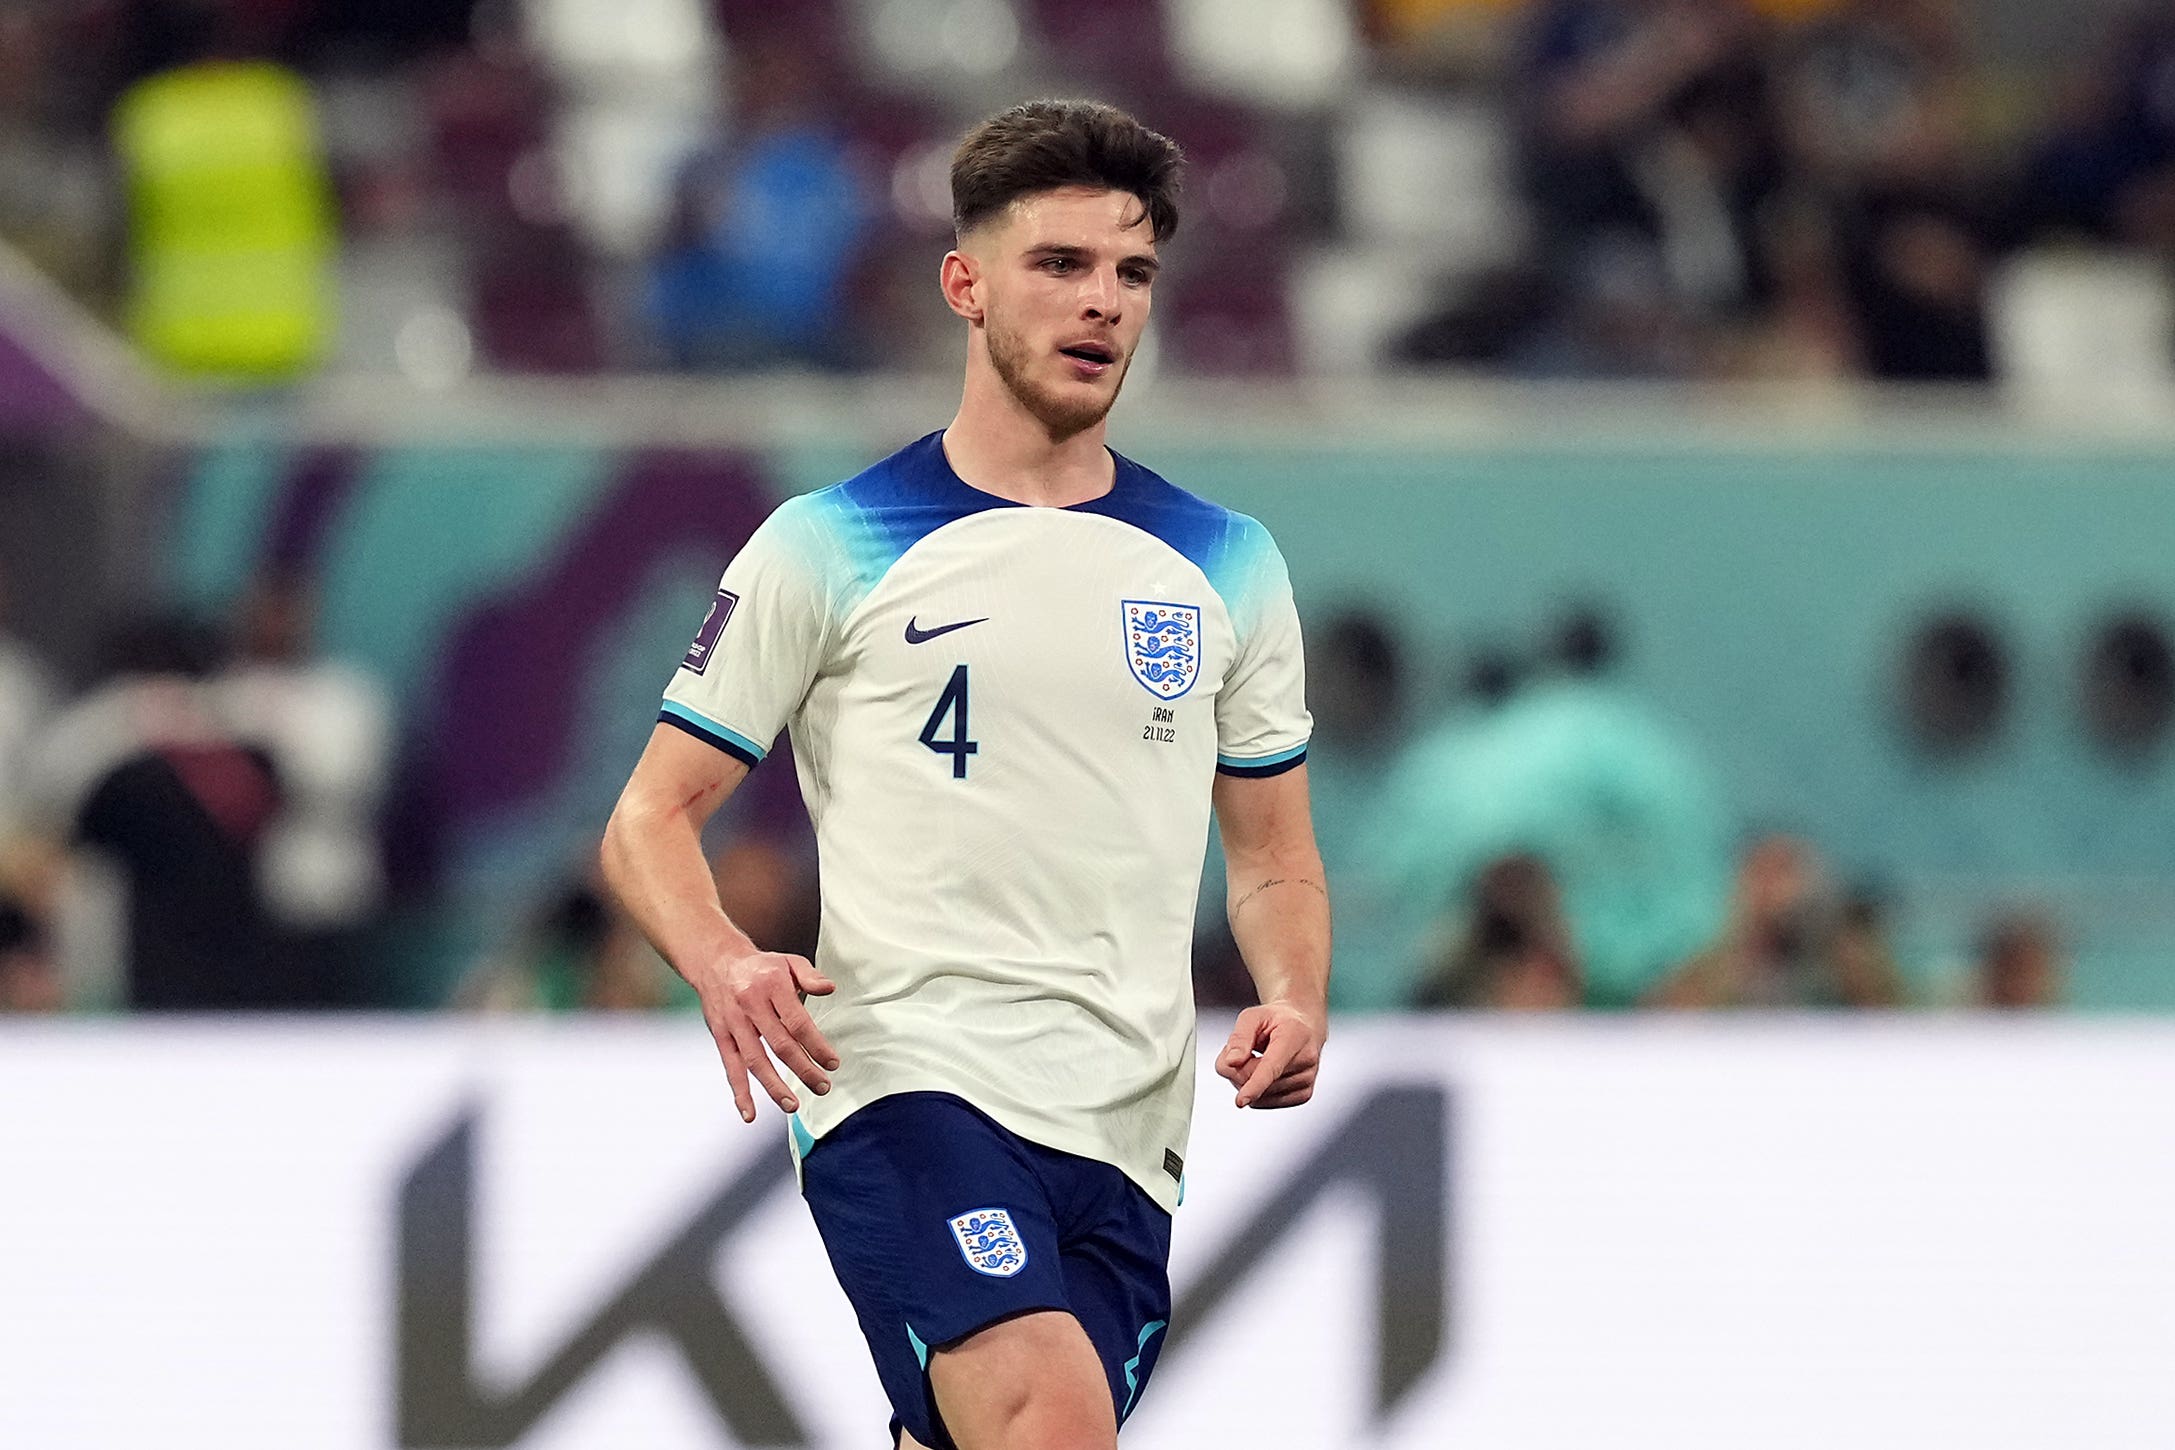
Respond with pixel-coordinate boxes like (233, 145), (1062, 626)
(1123, 600), (1201, 700)
(948, 1207), (1028, 1277)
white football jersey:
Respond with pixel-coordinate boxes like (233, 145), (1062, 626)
(660, 432), (1310, 1211)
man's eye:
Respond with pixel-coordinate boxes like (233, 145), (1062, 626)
(1122, 268), (1150, 286)
(1042, 257), (1074, 273)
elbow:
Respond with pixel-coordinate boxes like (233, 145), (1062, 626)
(597, 797), (646, 902)
(597, 814), (624, 904)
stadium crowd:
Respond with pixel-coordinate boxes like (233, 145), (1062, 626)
(1, 0), (2174, 382)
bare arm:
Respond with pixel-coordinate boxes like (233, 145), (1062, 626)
(1210, 763), (1331, 1109)
(601, 724), (838, 1121)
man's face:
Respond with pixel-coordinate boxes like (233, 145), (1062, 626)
(962, 186), (1159, 439)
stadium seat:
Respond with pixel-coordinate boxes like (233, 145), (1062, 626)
(1166, 0), (1361, 109)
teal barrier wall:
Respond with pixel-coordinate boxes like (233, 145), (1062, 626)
(1141, 440), (2175, 1007)
(164, 419), (2175, 1008)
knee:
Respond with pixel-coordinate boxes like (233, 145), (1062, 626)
(984, 1378), (1113, 1450)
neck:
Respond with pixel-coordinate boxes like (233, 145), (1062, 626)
(942, 352), (1115, 507)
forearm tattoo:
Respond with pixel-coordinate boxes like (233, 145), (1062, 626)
(1232, 876), (1328, 915)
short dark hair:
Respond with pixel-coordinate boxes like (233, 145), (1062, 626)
(951, 100), (1184, 244)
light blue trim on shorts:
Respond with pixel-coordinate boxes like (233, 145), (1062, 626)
(1121, 1319), (1167, 1419)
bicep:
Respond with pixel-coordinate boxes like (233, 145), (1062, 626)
(617, 723), (753, 829)
(1213, 763), (1319, 868)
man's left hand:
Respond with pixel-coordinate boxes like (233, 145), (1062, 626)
(1215, 1001), (1325, 1109)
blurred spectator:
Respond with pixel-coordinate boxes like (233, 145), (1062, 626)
(0, 564), (60, 823)
(1831, 884), (1907, 1008)
(460, 831), (813, 1013)
(644, 33), (874, 371)
(1297, 608), (1413, 1006)
(459, 874), (692, 1012)
(1651, 833), (1907, 1007)
(293, 0), (482, 69)
(19, 615), (296, 1010)
(1321, 631), (1530, 1011)
(0, 896), (62, 1013)
(1311, 608), (1411, 759)
(1771, 0), (1995, 380)
(112, 24), (337, 379)
(217, 569), (394, 1005)
(1511, 0), (1785, 375)
(1773, 0), (1966, 184)
(0, 3), (117, 307)
(1973, 909), (2064, 1010)
(710, 834), (820, 966)
(1366, 0), (1526, 77)
(1462, 642), (1528, 708)
(2021, 7), (2175, 251)
(1716, 186), (1857, 377)
(1364, 605), (1733, 1007)
(423, 43), (608, 374)
(0, 568), (61, 979)
(1414, 852), (1583, 1009)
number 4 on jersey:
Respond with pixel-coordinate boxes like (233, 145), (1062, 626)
(919, 665), (979, 779)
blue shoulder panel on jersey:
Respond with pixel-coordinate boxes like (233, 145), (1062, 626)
(802, 433), (1011, 614)
(796, 433), (1279, 624)
(1078, 452), (1278, 623)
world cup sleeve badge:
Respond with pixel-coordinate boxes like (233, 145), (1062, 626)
(1123, 600), (1201, 700)
(682, 588), (738, 674)
(948, 1207), (1029, 1277)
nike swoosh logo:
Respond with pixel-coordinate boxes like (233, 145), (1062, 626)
(904, 615), (989, 645)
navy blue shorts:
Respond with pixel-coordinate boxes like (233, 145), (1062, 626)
(799, 1092), (1174, 1448)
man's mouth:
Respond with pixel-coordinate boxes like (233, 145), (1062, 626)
(1057, 340), (1118, 381)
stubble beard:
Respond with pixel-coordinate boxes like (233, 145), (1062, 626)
(986, 315), (1126, 442)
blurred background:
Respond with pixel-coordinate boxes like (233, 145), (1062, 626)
(3, 1), (2175, 1444)
(8, 0), (2175, 1018)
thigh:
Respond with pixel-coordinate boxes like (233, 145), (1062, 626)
(1052, 1166), (1175, 1427)
(927, 1308), (1115, 1450)
(800, 1093), (1073, 1449)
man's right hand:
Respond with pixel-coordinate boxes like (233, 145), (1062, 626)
(694, 950), (841, 1122)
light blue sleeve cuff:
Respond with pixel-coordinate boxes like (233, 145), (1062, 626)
(1215, 741), (1309, 778)
(658, 700), (768, 767)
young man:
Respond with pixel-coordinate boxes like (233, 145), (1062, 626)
(602, 100), (1330, 1450)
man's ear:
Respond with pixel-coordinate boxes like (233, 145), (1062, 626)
(941, 249), (984, 324)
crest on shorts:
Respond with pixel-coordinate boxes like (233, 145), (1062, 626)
(948, 1207), (1028, 1278)
(682, 588), (738, 674)
(1123, 600), (1200, 700)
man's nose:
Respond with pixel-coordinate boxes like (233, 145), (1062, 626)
(1082, 266), (1121, 321)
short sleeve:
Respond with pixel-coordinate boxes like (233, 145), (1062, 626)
(1214, 527), (1311, 778)
(659, 498), (834, 768)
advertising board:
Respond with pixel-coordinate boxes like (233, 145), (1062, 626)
(3, 1019), (2170, 1448)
